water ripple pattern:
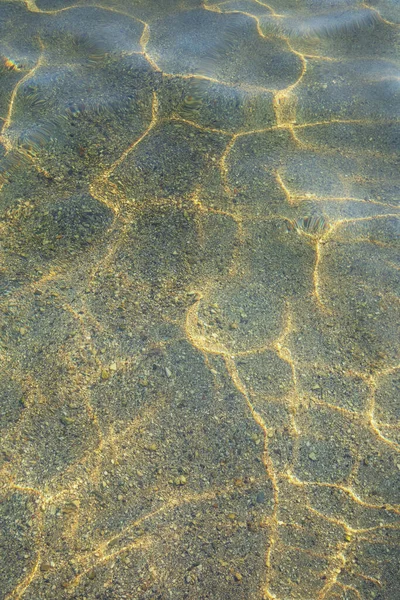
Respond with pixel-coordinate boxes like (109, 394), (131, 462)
(0, 0), (399, 599)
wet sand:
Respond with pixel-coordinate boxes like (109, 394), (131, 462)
(0, 1), (399, 599)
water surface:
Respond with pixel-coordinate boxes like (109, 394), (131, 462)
(0, 1), (399, 599)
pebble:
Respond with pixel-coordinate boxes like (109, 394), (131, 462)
(309, 452), (317, 461)
(174, 475), (187, 486)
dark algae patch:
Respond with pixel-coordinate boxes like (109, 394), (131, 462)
(0, 1), (399, 599)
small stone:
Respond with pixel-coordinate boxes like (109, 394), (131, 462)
(63, 501), (78, 514)
(227, 513), (236, 520)
(110, 362), (117, 371)
(165, 367), (172, 378)
(101, 369), (110, 380)
(309, 452), (317, 461)
(234, 572), (243, 582)
(174, 475), (187, 486)
(19, 327), (27, 336)
(256, 491), (265, 504)
(147, 443), (158, 452)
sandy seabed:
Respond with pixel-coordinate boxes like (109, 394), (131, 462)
(0, 1), (399, 599)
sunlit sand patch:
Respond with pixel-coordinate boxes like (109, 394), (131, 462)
(33, 0), (206, 22)
(148, 8), (302, 89)
(315, 218), (400, 366)
(270, 14), (398, 63)
(173, 75), (276, 133)
(108, 120), (228, 203)
(210, 0), (277, 19)
(0, 490), (41, 599)
(39, 5), (144, 62)
(298, 363), (371, 414)
(259, 8), (380, 39)
(191, 240), (314, 354)
(294, 58), (400, 126)
(374, 368), (400, 425)
(222, 128), (298, 214)
(294, 121), (400, 158)
(363, 0), (400, 24)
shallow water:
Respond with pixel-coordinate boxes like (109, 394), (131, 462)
(0, 1), (399, 599)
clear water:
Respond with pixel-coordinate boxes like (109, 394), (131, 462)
(0, 1), (399, 599)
